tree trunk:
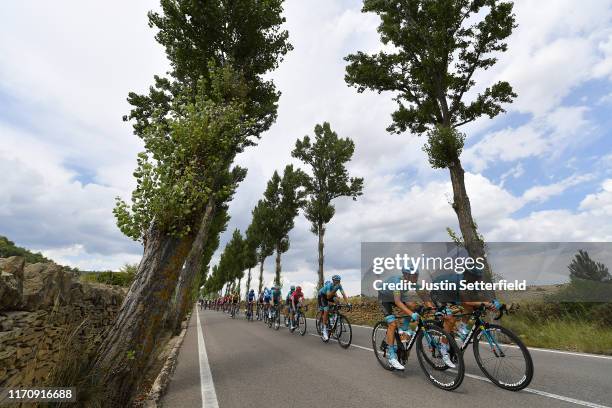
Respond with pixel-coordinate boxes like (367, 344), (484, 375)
(317, 222), (325, 289)
(448, 159), (493, 294)
(89, 224), (194, 407)
(275, 246), (281, 286)
(258, 259), (265, 293)
(245, 267), (252, 300)
(237, 277), (241, 296)
(168, 198), (216, 334)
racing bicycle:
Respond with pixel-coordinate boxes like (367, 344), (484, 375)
(372, 307), (465, 391)
(317, 304), (352, 348)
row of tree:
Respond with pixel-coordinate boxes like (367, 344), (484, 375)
(204, 121), (364, 299)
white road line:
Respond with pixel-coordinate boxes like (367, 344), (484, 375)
(306, 332), (372, 351)
(196, 308), (219, 408)
(462, 373), (611, 408)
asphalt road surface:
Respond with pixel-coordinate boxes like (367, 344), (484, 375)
(161, 307), (612, 408)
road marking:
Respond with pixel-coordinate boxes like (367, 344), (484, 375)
(462, 372), (611, 408)
(306, 332), (372, 351)
(506, 345), (612, 360)
(196, 308), (219, 408)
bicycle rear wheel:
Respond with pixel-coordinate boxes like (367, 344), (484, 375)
(372, 321), (394, 371)
(274, 311), (281, 330)
(335, 315), (352, 348)
(298, 314), (307, 336)
(315, 310), (322, 335)
(473, 324), (533, 391)
(415, 323), (464, 391)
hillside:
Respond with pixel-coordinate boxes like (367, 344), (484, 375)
(0, 235), (51, 264)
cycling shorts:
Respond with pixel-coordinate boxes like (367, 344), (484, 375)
(264, 296), (271, 303)
(318, 293), (330, 311)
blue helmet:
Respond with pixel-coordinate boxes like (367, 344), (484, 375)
(331, 274), (341, 282)
(249, 289), (254, 293)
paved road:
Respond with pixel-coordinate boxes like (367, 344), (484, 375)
(161, 307), (612, 408)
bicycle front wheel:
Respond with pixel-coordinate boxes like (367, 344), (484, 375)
(315, 310), (322, 335)
(415, 323), (465, 391)
(274, 312), (281, 330)
(473, 324), (533, 391)
(371, 321), (394, 371)
(335, 315), (352, 348)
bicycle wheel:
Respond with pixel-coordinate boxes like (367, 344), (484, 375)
(415, 323), (465, 391)
(267, 311), (273, 328)
(315, 310), (322, 335)
(298, 314), (307, 336)
(335, 315), (352, 348)
(473, 324), (533, 391)
(274, 311), (281, 330)
(371, 321), (395, 371)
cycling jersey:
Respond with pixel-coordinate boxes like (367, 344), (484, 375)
(378, 275), (421, 303)
(271, 287), (282, 303)
(285, 289), (295, 303)
(291, 291), (304, 304)
(318, 281), (343, 297)
(248, 292), (256, 302)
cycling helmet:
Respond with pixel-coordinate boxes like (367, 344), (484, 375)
(249, 288), (254, 293)
(290, 285), (295, 291)
(331, 274), (341, 282)
(296, 286), (302, 291)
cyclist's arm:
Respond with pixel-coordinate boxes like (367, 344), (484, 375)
(340, 288), (349, 303)
(393, 292), (414, 316)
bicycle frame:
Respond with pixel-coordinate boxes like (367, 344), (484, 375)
(450, 307), (506, 356)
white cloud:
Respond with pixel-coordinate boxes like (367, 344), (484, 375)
(463, 106), (592, 172)
(521, 174), (594, 204)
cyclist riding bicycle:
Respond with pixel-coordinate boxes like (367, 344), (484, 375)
(290, 286), (305, 330)
(269, 285), (282, 319)
(318, 275), (350, 341)
(428, 265), (503, 344)
(284, 285), (296, 324)
(247, 288), (256, 317)
(263, 286), (272, 316)
(377, 263), (454, 370)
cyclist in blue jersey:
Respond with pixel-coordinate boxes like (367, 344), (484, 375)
(378, 263), (448, 370)
(269, 285), (282, 319)
(247, 289), (256, 319)
(318, 275), (350, 341)
(263, 287), (272, 317)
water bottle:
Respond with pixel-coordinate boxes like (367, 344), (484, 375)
(458, 322), (469, 341)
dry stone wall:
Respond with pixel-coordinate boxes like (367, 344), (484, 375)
(0, 257), (125, 387)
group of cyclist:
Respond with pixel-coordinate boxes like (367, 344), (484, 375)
(200, 265), (505, 372)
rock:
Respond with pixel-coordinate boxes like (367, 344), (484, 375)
(22, 263), (72, 310)
(0, 257), (25, 311)
(0, 318), (14, 331)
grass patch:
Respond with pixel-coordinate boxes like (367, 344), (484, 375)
(503, 314), (612, 355)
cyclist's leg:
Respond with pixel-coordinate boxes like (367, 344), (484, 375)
(318, 294), (329, 325)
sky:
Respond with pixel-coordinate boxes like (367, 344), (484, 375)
(1, 0), (611, 296)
